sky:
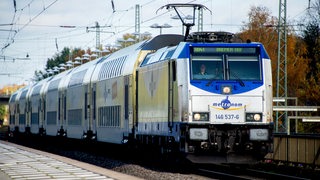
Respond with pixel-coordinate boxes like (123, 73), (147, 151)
(0, 0), (311, 89)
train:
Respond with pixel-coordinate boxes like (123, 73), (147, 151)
(9, 31), (273, 163)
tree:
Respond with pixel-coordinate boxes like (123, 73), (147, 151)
(0, 105), (6, 124)
(238, 6), (308, 100)
(0, 84), (25, 95)
(300, 0), (320, 106)
(238, 6), (320, 133)
(239, 6), (278, 83)
(303, 22), (320, 81)
(33, 47), (87, 81)
(295, 0), (320, 133)
(46, 47), (72, 69)
(117, 33), (151, 49)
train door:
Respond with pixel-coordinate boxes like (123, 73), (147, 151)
(134, 71), (139, 133)
(58, 92), (61, 128)
(58, 90), (66, 129)
(38, 99), (42, 129)
(92, 84), (97, 132)
(37, 97), (40, 129)
(84, 83), (97, 139)
(15, 103), (19, 131)
(84, 84), (90, 132)
(168, 60), (176, 130)
(24, 100), (27, 131)
(39, 95), (46, 135)
(124, 75), (130, 139)
(26, 99), (31, 133)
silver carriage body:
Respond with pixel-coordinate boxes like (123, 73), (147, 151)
(9, 89), (21, 133)
(28, 78), (50, 135)
(16, 87), (32, 133)
(61, 59), (100, 139)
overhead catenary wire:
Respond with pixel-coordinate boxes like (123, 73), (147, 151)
(1, 0), (59, 55)
(2, 0), (311, 58)
(3, 0), (197, 57)
(0, 0), (312, 89)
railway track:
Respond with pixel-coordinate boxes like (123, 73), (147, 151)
(198, 168), (312, 180)
(198, 168), (256, 180)
(195, 163), (317, 180)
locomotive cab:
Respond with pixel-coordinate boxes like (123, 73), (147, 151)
(181, 32), (273, 163)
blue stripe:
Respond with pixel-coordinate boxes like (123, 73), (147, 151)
(177, 42), (270, 59)
(191, 81), (263, 94)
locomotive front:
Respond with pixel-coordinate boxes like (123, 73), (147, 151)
(180, 33), (273, 163)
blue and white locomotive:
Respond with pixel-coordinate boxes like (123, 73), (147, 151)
(9, 31), (273, 163)
(135, 32), (273, 163)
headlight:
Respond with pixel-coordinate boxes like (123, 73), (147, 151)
(222, 86), (231, 94)
(254, 114), (261, 121)
(246, 113), (262, 122)
(193, 112), (209, 121)
(194, 113), (201, 120)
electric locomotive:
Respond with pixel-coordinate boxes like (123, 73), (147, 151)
(135, 32), (273, 163)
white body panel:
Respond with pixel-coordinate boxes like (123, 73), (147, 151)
(92, 42), (144, 143)
(43, 69), (74, 136)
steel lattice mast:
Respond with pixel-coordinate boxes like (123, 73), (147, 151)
(135, 4), (140, 38)
(275, 0), (288, 132)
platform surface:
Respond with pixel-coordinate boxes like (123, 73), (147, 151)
(0, 140), (142, 180)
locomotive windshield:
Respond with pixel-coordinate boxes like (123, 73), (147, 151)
(190, 46), (261, 81)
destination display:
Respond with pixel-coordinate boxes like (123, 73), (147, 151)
(192, 47), (257, 54)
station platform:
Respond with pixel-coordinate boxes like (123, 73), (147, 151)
(0, 140), (141, 180)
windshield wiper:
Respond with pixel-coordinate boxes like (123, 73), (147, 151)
(229, 71), (245, 87)
(206, 69), (222, 86)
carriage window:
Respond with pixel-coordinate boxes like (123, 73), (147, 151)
(191, 56), (223, 80)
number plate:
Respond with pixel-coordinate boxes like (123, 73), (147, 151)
(215, 114), (240, 120)
(213, 110), (244, 123)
